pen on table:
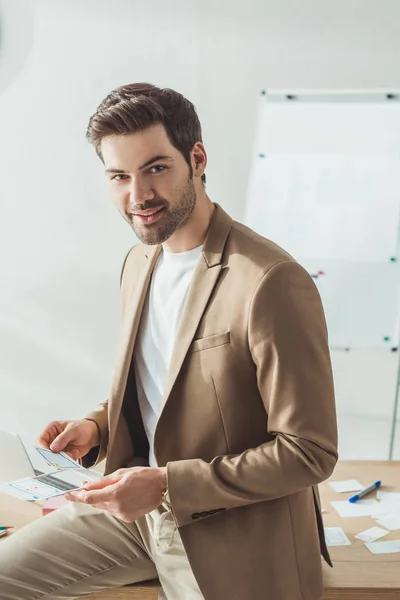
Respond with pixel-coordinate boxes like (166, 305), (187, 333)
(0, 526), (13, 531)
(348, 480), (381, 503)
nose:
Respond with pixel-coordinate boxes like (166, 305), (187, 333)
(129, 175), (155, 208)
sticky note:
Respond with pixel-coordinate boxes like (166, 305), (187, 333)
(324, 527), (351, 546)
(355, 526), (389, 543)
(365, 540), (400, 554)
(328, 480), (364, 493)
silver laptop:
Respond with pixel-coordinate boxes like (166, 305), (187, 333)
(0, 428), (83, 492)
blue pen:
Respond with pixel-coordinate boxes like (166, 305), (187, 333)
(349, 480), (381, 503)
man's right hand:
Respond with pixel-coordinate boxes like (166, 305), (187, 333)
(36, 419), (100, 461)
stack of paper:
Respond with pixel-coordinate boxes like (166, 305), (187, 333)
(365, 540), (400, 554)
(324, 527), (351, 546)
(327, 479), (400, 554)
(331, 499), (386, 518)
(355, 527), (389, 543)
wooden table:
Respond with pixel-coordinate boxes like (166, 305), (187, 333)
(1, 461), (399, 599)
(321, 460), (400, 599)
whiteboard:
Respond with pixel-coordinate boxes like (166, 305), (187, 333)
(245, 93), (400, 349)
(303, 259), (400, 349)
(246, 154), (400, 262)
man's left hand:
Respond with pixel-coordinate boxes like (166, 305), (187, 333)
(64, 466), (167, 522)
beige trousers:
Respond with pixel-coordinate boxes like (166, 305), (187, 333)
(0, 501), (204, 600)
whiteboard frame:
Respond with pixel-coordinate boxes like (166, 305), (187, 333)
(253, 89), (400, 459)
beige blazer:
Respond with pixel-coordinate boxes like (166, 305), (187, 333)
(83, 203), (338, 600)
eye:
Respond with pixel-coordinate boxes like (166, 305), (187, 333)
(112, 174), (129, 181)
(149, 165), (166, 174)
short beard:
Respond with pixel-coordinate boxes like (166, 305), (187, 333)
(130, 177), (197, 246)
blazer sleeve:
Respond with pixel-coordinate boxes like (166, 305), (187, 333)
(79, 246), (136, 469)
(166, 260), (338, 527)
(79, 400), (109, 468)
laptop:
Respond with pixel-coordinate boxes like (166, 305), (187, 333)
(0, 428), (98, 493)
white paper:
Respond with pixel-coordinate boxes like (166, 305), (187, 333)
(379, 492), (400, 506)
(331, 499), (386, 518)
(328, 480), (364, 493)
(0, 482), (38, 502)
(376, 490), (400, 503)
(376, 490), (391, 500)
(375, 516), (400, 531)
(35, 447), (81, 470)
(373, 499), (400, 521)
(355, 526), (389, 543)
(0, 475), (83, 501)
(365, 540), (400, 555)
(324, 527), (351, 546)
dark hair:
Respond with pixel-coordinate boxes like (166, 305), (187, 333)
(86, 82), (206, 184)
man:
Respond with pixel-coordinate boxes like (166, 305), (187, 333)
(0, 83), (338, 600)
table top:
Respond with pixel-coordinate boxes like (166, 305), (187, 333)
(321, 460), (400, 598)
(0, 489), (42, 531)
(1, 461), (399, 599)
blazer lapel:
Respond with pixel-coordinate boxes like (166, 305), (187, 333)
(107, 244), (161, 456)
(161, 203), (233, 412)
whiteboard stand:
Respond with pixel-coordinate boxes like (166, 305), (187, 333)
(389, 350), (400, 459)
(388, 206), (400, 460)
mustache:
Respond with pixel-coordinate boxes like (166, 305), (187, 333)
(128, 201), (167, 215)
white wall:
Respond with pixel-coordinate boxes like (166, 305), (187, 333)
(0, 0), (34, 94)
(1, 0), (400, 460)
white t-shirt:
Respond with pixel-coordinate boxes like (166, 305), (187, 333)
(134, 244), (203, 467)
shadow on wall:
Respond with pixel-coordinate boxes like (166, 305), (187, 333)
(0, 0), (34, 95)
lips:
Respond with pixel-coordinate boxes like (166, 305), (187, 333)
(132, 206), (165, 224)
(134, 207), (164, 216)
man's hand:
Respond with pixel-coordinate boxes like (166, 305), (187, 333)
(37, 419), (101, 461)
(64, 466), (168, 522)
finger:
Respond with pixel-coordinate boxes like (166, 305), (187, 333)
(83, 473), (123, 490)
(36, 436), (51, 450)
(50, 431), (73, 453)
(36, 426), (57, 449)
(63, 485), (87, 501)
(64, 492), (83, 503)
(84, 486), (118, 504)
(37, 422), (67, 449)
(64, 492), (109, 511)
(66, 484), (118, 504)
(64, 488), (95, 502)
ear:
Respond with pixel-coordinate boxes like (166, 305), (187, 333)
(191, 142), (207, 180)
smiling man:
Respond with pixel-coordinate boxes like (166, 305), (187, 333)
(0, 83), (338, 600)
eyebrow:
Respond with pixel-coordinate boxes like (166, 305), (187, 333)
(105, 155), (173, 174)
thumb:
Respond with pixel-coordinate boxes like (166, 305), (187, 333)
(50, 431), (72, 453)
(83, 472), (123, 490)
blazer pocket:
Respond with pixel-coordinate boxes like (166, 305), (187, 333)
(191, 331), (230, 353)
